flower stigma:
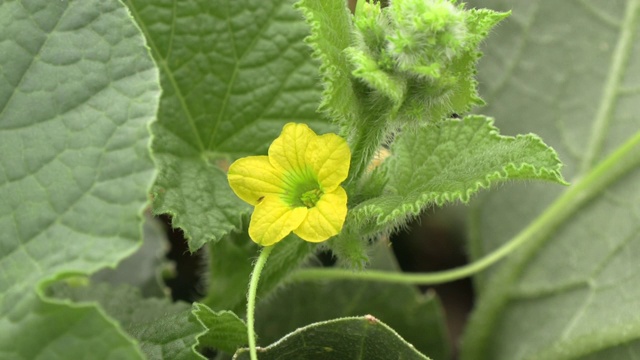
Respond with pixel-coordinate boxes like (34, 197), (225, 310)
(300, 188), (323, 208)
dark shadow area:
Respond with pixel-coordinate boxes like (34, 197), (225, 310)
(157, 214), (206, 303)
(391, 206), (475, 359)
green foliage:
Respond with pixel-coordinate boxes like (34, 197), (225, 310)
(295, 0), (357, 126)
(351, 1), (507, 124)
(324, 226), (371, 269)
(0, 0), (159, 358)
(296, 0), (559, 270)
(192, 304), (248, 354)
(235, 316), (431, 360)
(50, 283), (206, 360)
(350, 115), (566, 237)
(125, 0), (334, 251)
(8, 0), (639, 358)
(256, 280), (447, 356)
(460, 1), (640, 359)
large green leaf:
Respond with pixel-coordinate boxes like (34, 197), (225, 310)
(461, 1), (640, 359)
(235, 316), (431, 360)
(124, 0), (333, 251)
(255, 240), (451, 359)
(50, 283), (206, 360)
(0, 0), (159, 358)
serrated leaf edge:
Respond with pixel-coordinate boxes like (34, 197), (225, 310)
(353, 116), (566, 230)
(295, 0), (357, 123)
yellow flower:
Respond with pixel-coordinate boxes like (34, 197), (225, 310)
(227, 123), (351, 246)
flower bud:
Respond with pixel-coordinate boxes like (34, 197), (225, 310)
(387, 0), (467, 78)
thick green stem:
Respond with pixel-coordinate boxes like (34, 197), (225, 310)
(290, 130), (640, 286)
(246, 245), (274, 360)
(347, 112), (389, 182)
(344, 79), (395, 182)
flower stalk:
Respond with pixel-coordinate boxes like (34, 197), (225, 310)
(246, 245), (275, 360)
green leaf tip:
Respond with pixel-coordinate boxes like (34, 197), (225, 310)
(349, 115), (566, 236)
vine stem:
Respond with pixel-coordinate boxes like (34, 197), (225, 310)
(289, 129), (640, 286)
(347, 119), (388, 182)
(247, 245), (274, 360)
(287, 234), (525, 285)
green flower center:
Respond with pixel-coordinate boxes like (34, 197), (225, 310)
(300, 188), (323, 208)
(282, 167), (324, 209)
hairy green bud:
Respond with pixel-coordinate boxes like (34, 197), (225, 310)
(346, 0), (508, 127)
(353, 0), (387, 58)
(387, 0), (467, 77)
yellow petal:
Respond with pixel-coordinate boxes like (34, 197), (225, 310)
(228, 156), (284, 206)
(268, 123), (316, 174)
(249, 195), (307, 246)
(293, 186), (348, 242)
(306, 132), (351, 191)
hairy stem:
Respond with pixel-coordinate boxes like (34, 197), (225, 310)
(247, 245), (274, 360)
(346, 111), (390, 182)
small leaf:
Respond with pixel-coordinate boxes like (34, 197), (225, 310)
(351, 115), (566, 235)
(235, 316), (431, 360)
(192, 303), (247, 354)
(124, 0), (333, 251)
(50, 283), (205, 360)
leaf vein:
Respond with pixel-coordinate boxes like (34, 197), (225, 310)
(124, 0), (206, 151)
(0, 2), (67, 119)
(206, 0), (284, 150)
